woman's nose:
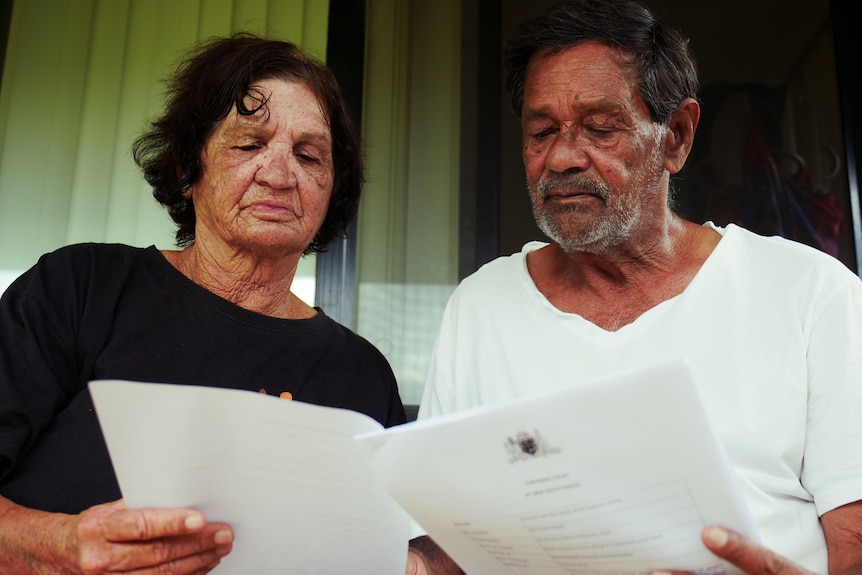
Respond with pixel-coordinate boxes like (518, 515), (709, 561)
(255, 149), (297, 189)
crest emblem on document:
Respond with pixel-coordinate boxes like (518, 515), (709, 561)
(505, 430), (560, 462)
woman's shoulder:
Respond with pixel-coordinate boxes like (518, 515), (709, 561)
(315, 311), (384, 352)
(35, 242), (150, 271)
(9, 243), (158, 303)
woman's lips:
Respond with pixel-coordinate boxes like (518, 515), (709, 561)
(249, 200), (296, 217)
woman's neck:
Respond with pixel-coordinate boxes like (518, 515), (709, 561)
(162, 243), (316, 319)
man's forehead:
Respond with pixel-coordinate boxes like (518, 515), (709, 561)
(523, 43), (644, 114)
(527, 43), (636, 82)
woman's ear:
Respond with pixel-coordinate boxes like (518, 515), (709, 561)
(178, 165), (193, 199)
(663, 98), (701, 175)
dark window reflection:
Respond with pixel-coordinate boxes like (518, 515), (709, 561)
(678, 83), (845, 260)
(667, 1), (856, 271)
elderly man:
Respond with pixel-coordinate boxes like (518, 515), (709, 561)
(406, 1), (862, 574)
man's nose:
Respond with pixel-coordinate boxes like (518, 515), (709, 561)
(545, 126), (589, 173)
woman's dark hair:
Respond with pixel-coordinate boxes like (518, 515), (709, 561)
(504, 0), (699, 124)
(133, 33), (363, 253)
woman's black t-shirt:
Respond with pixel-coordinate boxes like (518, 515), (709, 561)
(0, 243), (405, 513)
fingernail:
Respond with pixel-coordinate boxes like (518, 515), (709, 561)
(216, 543), (232, 556)
(185, 514), (205, 530)
(705, 525), (729, 547)
(215, 529), (233, 545)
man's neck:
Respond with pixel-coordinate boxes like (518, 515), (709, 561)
(526, 219), (721, 331)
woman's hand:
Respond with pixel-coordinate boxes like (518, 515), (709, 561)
(405, 549), (429, 575)
(1, 496), (233, 574)
(405, 536), (464, 575)
(61, 499), (233, 574)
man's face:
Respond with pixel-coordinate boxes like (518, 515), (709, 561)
(521, 41), (670, 254)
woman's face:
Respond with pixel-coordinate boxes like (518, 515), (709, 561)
(190, 78), (334, 257)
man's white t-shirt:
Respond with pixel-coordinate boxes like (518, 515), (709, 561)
(418, 223), (862, 573)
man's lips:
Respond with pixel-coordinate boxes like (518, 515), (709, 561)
(542, 189), (599, 200)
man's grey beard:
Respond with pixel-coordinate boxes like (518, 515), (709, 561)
(529, 173), (635, 254)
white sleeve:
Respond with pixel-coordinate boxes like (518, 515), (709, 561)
(802, 270), (862, 516)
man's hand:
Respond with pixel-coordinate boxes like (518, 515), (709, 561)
(700, 525), (816, 574)
(653, 525), (816, 575)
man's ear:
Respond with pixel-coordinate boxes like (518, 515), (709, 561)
(663, 98), (701, 175)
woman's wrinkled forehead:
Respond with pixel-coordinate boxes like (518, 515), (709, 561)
(229, 80), (329, 128)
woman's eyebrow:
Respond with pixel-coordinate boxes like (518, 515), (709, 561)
(297, 131), (332, 146)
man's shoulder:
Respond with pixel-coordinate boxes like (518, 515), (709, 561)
(726, 225), (847, 266)
(717, 224), (859, 289)
(443, 242), (546, 317)
(460, 241), (545, 287)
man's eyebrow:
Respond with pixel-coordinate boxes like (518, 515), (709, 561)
(573, 98), (628, 118)
(521, 105), (551, 122)
(523, 97), (628, 120)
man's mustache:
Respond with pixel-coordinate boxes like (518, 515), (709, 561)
(534, 173), (610, 201)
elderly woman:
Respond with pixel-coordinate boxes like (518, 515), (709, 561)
(0, 34), (405, 574)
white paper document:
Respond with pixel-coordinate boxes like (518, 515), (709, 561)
(91, 356), (757, 575)
(355, 357), (758, 575)
(89, 380), (409, 575)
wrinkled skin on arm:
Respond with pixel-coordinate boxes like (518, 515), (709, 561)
(0, 497), (233, 575)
